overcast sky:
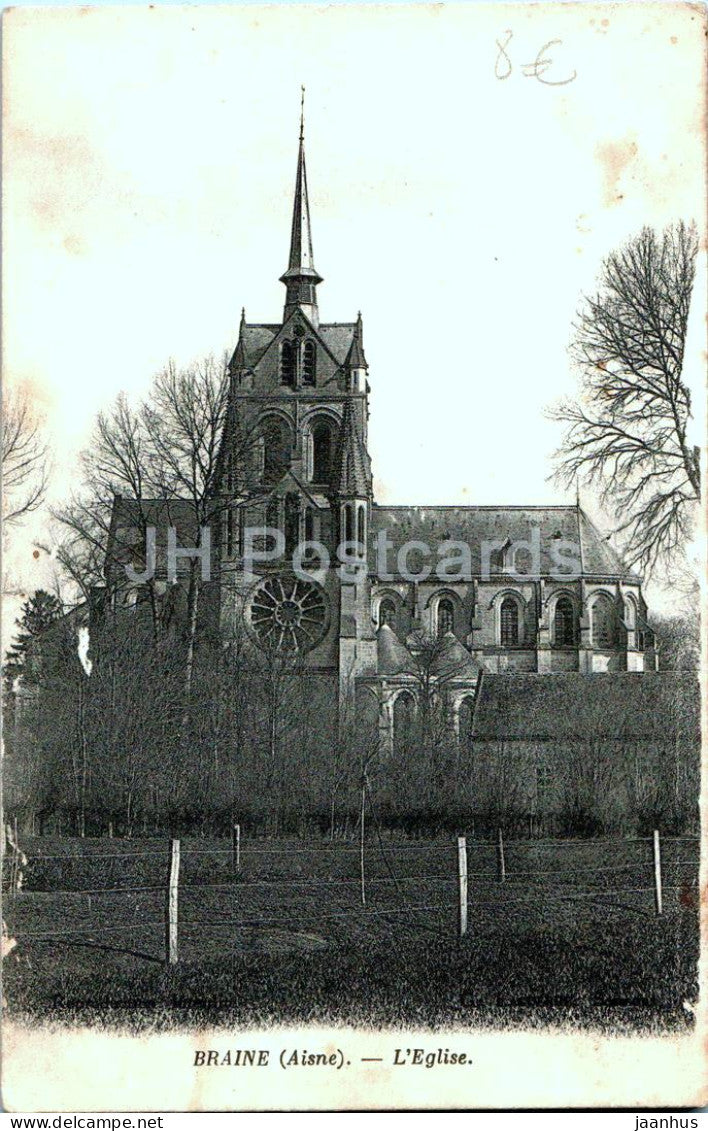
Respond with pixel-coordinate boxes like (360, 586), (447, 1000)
(3, 2), (705, 645)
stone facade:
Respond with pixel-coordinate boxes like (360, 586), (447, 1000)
(211, 124), (656, 752)
(106, 121), (657, 753)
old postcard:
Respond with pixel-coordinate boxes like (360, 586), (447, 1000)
(1, 1), (706, 1112)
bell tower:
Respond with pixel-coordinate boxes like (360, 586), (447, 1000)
(219, 95), (376, 691)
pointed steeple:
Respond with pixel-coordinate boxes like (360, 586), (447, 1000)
(332, 400), (371, 498)
(280, 88), (323, 327)
(229, 307), (247, 372)
(344, 312), (368, 371)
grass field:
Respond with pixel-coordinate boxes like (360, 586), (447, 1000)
(3, 834), (700, 1032)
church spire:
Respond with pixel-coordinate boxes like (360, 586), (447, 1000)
(332, 399), (372, 499)
(280, 87), (323, 327)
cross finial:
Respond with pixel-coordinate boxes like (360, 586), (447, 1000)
(300, 86), (305, 142)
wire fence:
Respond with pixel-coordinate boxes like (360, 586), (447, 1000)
(2, 824), (701, 963)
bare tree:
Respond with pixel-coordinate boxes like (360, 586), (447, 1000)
(2, 387), (49, 525)
(141, 355), (230, 695)
(52, 392), (167, 643)
(651, 561), (700, 671)
(472, 739), (534, 833)
(550, 222), (700, 571)
(54, 357), (237, 675)
(404, 630), (468, 768)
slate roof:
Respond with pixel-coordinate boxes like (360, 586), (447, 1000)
(376, 626), (481, 680)
(432, 632), (483, 681)
(321, 323), (358, 366)
(332, 400), (372, 497)
(377, 624), (414, 675)
(108, 497), (201, 572)
(232, 322), (357, 371)
(369, 505), (634, 579)
(577, 508), (633, 576)
(470, 672), (700, 741)
(112, 496), (199, 538)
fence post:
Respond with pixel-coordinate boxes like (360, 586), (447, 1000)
(9, 819), (20, 895)
(497, 827), (506, 883)
(6, 827), (15, 896)
(232, 823), (241, 872)
(457, 835), (468, 938)
(166, 838), (180, 965)
(359, 784), (366, 907)
(653, 829), (663, 916)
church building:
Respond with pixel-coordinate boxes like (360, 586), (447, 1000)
(108, 113), (657, 752)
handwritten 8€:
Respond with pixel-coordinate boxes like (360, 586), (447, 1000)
(495, 30), (577, 86)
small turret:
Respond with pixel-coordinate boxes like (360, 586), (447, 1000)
(344, 312), (368, 392)
(230, 308), (247, 373)
(331, 400), (372, 558)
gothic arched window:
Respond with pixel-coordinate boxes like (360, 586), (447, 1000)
(262, 417), (291, 484)
(591, 595), (616, 649)
(356, 504), (366, 552)
(285, 493), (299, 557)
(379, 597), (396, 629)
(303, 341), (316, 386)
(437, 597), (454, 636)
(280, 341), (296, 387)
(344, 502), (354, 544)
(304, 506), (315, 543)
(553, 596), (575, 646)
(225, 506), (239, 558)
(500, 596), (520, 646)
(312, 420), (334, 483)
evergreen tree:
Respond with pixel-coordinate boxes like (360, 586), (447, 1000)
(3, 589), (63, 691)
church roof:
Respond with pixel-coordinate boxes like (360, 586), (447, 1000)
(432, 632), (483, 681)
(106, 496), (201, 580)
(331, 399), (372, 497)
(577, 508), (632, 576)
(369, 504), (635, 579)
(470, 672), (700, 741)
(377, 624), (413, 675)
(321, 323), (359, 365)
(230, 321), (358, 372)
(111, 495), (198, 537)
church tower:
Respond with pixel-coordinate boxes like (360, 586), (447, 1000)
(218, 97), (376, 695)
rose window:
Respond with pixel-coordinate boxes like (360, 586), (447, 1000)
(248, 573), (329, 653)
